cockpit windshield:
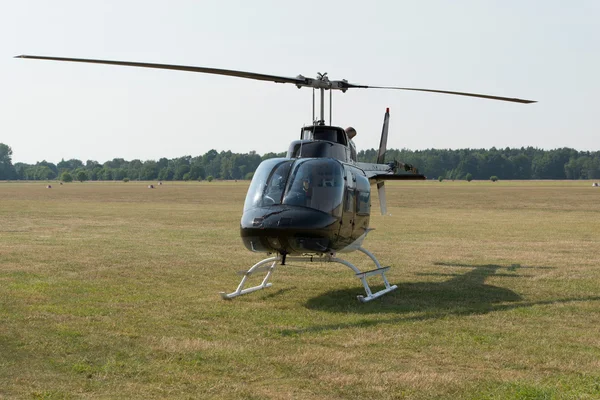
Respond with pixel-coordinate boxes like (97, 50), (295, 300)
(243, 158), (345, 217)
(282, 159), (344, 216)
(243, 158), (293, 211)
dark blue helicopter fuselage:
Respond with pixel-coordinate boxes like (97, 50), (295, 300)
(240, 158), (371, 255)
(240, 128), (371, 255)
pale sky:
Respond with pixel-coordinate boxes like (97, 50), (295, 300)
(1, 1), (598, 164)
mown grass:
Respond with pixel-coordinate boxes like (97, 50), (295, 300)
(1, 180), (599, 399)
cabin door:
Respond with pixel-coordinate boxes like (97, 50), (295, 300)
(338, 169), (356, 247)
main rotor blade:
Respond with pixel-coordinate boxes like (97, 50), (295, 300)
(15, 55), (536, 103)
(345, 83), (536, 104)
(14, 55), (306, 85)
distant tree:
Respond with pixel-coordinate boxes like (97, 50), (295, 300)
(565, 157), (584, 179)
(438, 176), (444, 182)
(204, 151), (223, 178)
(35, 166), (55, 180)
(36, 160), (58, 176)
(582, 157), (600, 179)
(140, 161), (159, 180)
(112, 168), (126, 181)
(100, 168), (113, 181)
(0, 143), (16, 179)
(57, 158), (69, 171)
(158, 167), (174, 181)
(454, 154), (479, 180)
(490, 176), (498, 182)
(174, 164), (190, 180)
(13, 163), (27, 180)
(245, 172), (254, 180)
(219, 156), (233, 179)
(207, 175), (214, 182)
(90, 167), (102, 181)
(76, 170), (89, 182)
(60, 171), (73, 182)
(530, 149), (573, 179)
(510, 154), (531, 179)
(189, 164), (205, 181)
(57, 158), (82, 171)
(465, 173), (473, 182)
(104, 158), (126, 170)
(157, 157), (169, 170)
(238, 164), (247, 179)
(70, 159), (84, 170)
(85, 160), (100, 170)
(123, 177), (130, 182)
(203, 149), (219, 164)
(23, 166), (37, 180)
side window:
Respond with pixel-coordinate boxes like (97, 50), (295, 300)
(356, 191), (370, 215)
(345, 189), (355, 213)
(344, 170), (356, 213)
(355, 174), (371, 215)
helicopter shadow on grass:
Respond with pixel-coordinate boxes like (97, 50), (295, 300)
(280, 262), (600, 335)
(305, 262), (537, 314)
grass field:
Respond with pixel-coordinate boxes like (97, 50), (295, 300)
(1, 180), (599, 399)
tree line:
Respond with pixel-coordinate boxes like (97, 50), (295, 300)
(359, 147), (600, 180)
(1, 143), (599, 181)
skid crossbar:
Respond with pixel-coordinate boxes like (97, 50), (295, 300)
(220, 247), (397, 303)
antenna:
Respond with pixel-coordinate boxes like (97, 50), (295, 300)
(320, 87), (325, 124)
(329, 89), (332, 125)
(312, 88), (315, 122)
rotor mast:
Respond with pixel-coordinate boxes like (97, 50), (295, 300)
(301, 72), (340, 125)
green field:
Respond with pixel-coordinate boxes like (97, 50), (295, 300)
(1, 180), (599, 399)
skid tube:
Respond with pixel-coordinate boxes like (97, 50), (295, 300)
(219, 247), (398, 303)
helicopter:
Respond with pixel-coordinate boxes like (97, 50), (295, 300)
(15, 55), (535, 302)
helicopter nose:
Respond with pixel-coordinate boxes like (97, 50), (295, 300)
(240, 206), (340, 254)
(242, 206), (338, 229)
(250, 215), (292, 228)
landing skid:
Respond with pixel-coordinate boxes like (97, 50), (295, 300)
(219, 247), (398, 303)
